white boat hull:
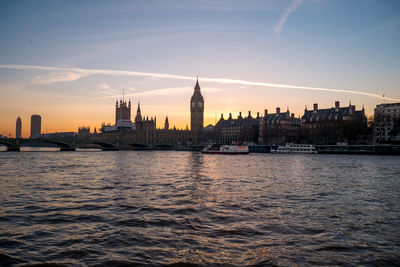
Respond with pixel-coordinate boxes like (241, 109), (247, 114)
(75, 148), (103, 152)
(271, 150), (317, 154)
(271, 143), (317, 154)
(20, 147), (61, 152)
(0, 145), (7, 152)
(202, 145), (249, 154)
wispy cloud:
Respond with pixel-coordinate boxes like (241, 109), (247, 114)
(273, 0), (303, 36)
(102, 86), (223, 99)
(97, 83), (110, 89)
(0, 64), (398, 102)
(31, 71), (89, 85)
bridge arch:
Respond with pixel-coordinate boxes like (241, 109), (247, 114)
(128, 143), (150, 150)
(153, 143), (175, 150)
(0, 140), (19, 151)
(47, 140), (75, 151)
(77, 141), (119, 151)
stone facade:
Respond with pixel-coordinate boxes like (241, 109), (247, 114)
(301, 101), (368, 144)
(259, 107), (301, 145)
(215, 111), (259, 145)
(374, 102), (400, 143)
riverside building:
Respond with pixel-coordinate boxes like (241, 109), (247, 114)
(259, 107), (301, 145)
(301, 101), (368, 145)
(96, 81), (202, 145)
(215, 111), (260, 145)
(374, 102), (400, 143)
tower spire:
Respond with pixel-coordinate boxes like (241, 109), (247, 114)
(190, 77), (204, 144)
(165, 116), (169, 130)
(135, 102), (142, 123)
(194, 76), (200, 91)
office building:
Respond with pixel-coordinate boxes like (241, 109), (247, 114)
(30, 114), (41, 138)
(16, 116), (22, 139)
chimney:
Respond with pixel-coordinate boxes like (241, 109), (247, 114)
(239, 111), (242, 118)
(248, 110), (251, 118)
(335, 101), (340, 109)
(313, 103), (318, 111)
(220, 113), (224, 120)
(276, 107), (280, 114)
(229, 113), (232, 120)
(257, 112), (260, 118)
(264, 109), (268, 116)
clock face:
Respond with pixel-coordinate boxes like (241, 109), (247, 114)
(198, 102), (202, 107)
(192, 102), (195, 107)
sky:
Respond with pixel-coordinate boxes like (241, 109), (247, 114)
(0, 0), (399, 138)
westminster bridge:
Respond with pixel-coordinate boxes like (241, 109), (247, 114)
(0, 138), (203, 151)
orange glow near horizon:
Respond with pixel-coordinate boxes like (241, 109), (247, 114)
(0, 100), (375, 139)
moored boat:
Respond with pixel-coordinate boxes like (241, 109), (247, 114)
(75, 148), (103, 152)
(201, 145), (249, 154)
(20, 142), (61, 152)
(20, 146), (61, 152)
(271, 143), (317, 154)
(0, 144), (8, 152)
(76, 144), (103, 152)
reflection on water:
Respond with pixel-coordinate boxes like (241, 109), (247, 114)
(0, 152), (400, 266)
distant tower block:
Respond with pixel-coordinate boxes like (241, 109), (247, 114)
(16, 116), (22, 139)
(190, 77), (204, 144)
(30, 114), (41, 138)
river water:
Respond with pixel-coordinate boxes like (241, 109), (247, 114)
(0, 151), (399, 266)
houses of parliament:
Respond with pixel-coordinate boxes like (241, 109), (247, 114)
(80, 77), (371, 147)
(89, 79), (204, 146)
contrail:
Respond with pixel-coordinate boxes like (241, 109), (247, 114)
(274, 0), (303, 36)
(0, 64), (398, 102)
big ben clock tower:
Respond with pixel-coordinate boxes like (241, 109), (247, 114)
(190, 77), (204, 144)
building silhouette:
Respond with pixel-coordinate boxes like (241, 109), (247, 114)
(16, 116), (22, 139)
(190, 78), (204, 144)
(30, 115), (41, 138)
(215, 111), (260, 145)
(116, 98), (131, 123)
(96, 81), (204, 146)
(134, 102), (157, 144)
(259, 107), (301, 145)
(164, 116), (169, 130)
(301, 101), (367, 144)
(374, 102), (400, 143)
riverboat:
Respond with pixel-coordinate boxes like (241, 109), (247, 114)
(201, 145), (249, 154)
(76, 144), (103, 152)
(75, 148), (103, 152)
(271, 143), (317, 154)
(0, 144), (7, 152)
(20, 146), (61, 152)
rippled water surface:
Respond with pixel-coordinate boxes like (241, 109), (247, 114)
(1, 151), (400, 266)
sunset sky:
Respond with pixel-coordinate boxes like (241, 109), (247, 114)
(1, 0), (399, 138)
